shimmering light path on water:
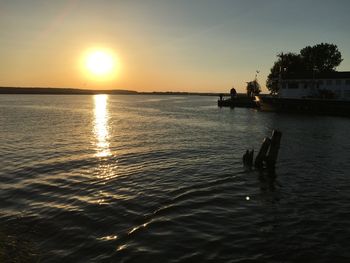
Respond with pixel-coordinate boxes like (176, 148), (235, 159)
(0, 95), (350, 262)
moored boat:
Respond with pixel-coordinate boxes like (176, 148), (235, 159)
(256, 71), (350, 117)
(256, 95), (350, 117)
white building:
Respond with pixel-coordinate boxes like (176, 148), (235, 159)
(279, 71), (350, 100)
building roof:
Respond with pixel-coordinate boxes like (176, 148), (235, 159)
(283, 71), (350, 80)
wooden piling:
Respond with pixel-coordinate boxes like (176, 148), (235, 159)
(266, 130), (282, 170)
(248, 149), (254, 167)
(254, 137), (271, 169)
(243, 149), (254, 168)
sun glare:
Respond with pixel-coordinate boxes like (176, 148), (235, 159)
(94, 94), (111, 157)
(84, 49), (118, 80)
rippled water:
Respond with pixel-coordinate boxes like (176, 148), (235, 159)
(1, 94), (350, 262)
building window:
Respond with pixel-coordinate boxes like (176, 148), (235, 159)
(303, 83), (308, 89)
(346, 80), (350, 85)
(288, 82), (298, 89)
(326, 80), (332, 85)
(335, 79), (342, 85)
(318, 80), (324, 85)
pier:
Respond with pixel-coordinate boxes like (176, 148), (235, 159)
(218, 94), (258, 108)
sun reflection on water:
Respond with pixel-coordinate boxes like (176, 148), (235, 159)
(94, 94), (111, 157)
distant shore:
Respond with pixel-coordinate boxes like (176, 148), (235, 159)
(0, 87), (223, 96)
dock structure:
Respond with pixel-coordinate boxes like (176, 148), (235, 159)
(218, 94), (259, 108)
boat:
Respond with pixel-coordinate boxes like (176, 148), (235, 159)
(256, 95), (350, 117)
(256, 71), (350, 117)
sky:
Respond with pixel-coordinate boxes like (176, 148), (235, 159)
(1, 0), (350, 93)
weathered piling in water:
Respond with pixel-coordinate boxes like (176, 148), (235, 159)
(243, 149), (254, 168)
(243, 129), (282, 172)
(266, 130), (282, 170)
(254, 137), (271, 169)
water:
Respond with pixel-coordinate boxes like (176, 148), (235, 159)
(0, 94), (350, 262)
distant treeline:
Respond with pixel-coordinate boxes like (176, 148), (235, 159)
(138, 91), (223, 96)
(0, 87), (137, 95)
(0, 87), (224, 96)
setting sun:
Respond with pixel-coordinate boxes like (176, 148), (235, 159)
(83, 49), (118, 81)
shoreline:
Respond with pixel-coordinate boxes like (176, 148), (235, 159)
(0, 87), (225, 96)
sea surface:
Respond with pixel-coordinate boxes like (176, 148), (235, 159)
(0, 94), (350, 262)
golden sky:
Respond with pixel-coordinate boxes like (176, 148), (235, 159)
(1, 0), (350, 93)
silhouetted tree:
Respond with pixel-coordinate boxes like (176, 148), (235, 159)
(300, 43), (343, 73)
(246, 79), (261, 98)
(266, 52), (305, 95)
(266, 43), (343, 94)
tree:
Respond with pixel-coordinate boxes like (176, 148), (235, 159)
(266, 43), (343, 94)
(246, 79), (261, 98)
(266, 52), (305, 95)
(300, 43), (343, 73)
